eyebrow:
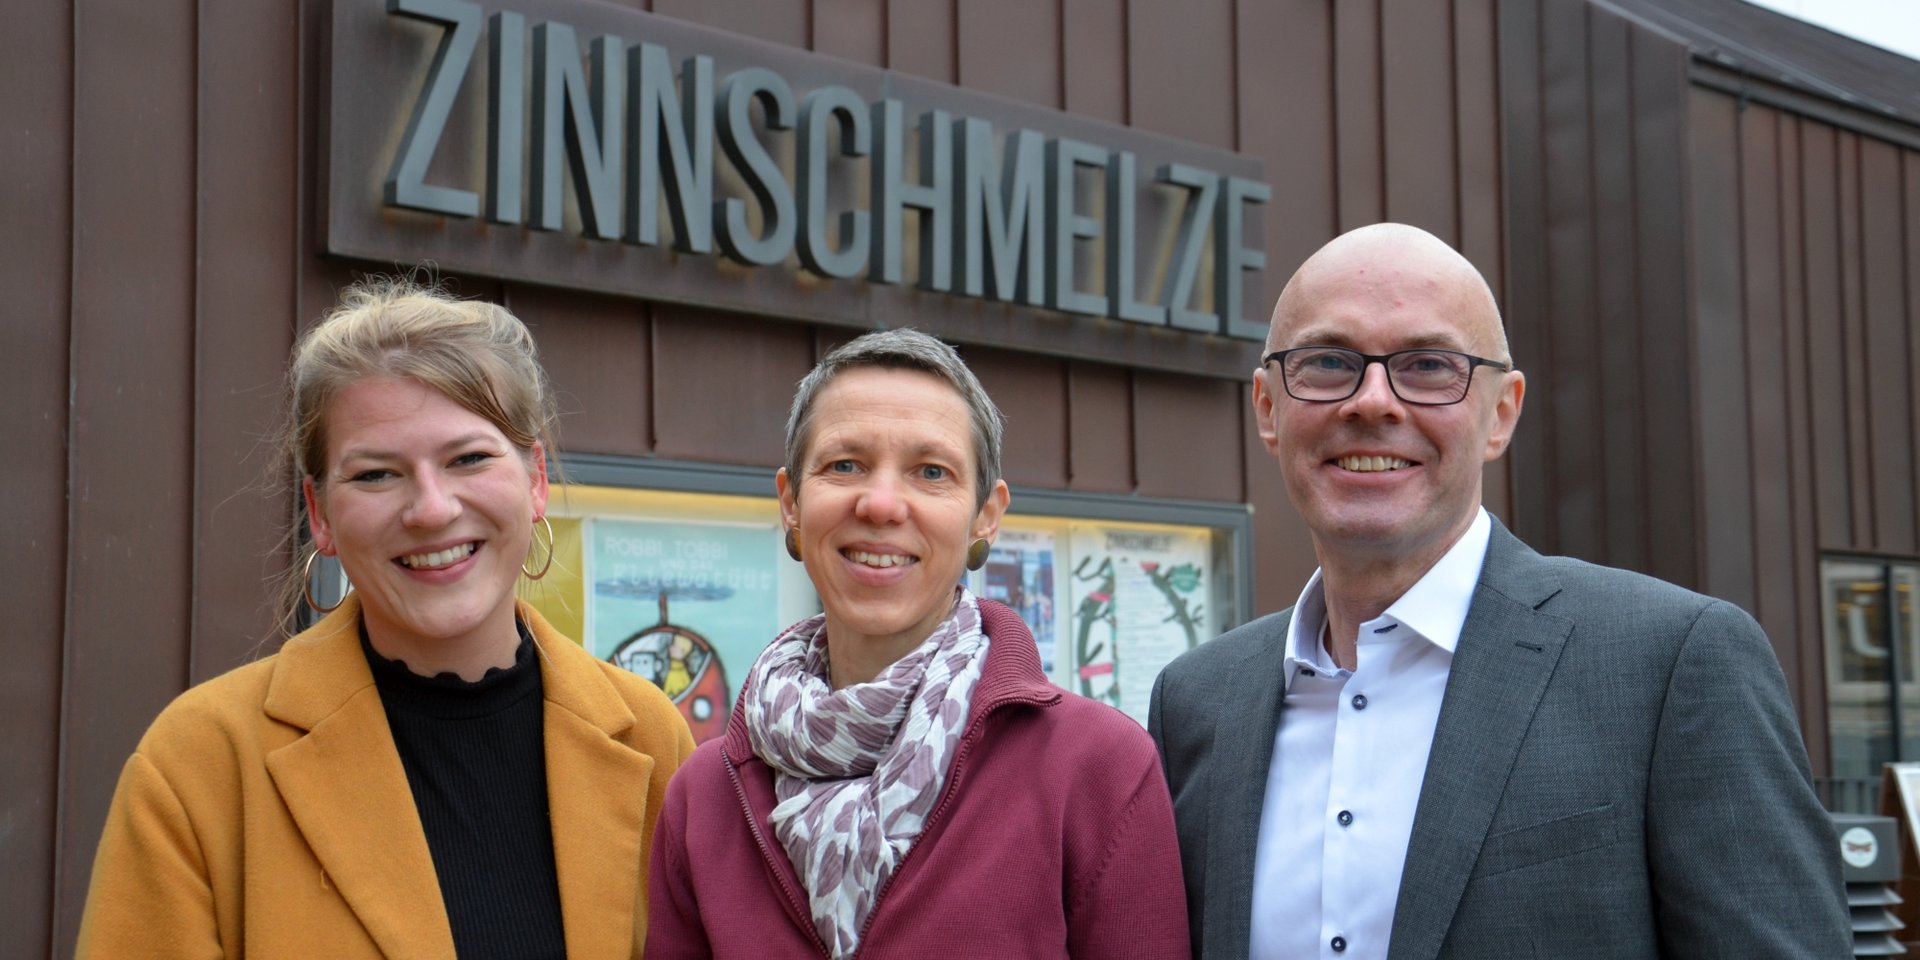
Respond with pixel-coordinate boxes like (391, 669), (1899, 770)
(815, 436), (967, 464)
(336, 432), (505, 464)
(1286, 328), (1467, 351)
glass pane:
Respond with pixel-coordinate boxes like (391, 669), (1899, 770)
(1826, 559), (1895, 779)
(529, 484), (1241, 740)
(1898, 565), (1920, 760)
(967, 516), (1235, 728)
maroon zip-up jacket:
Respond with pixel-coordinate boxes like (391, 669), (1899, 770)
(646, 599), (1190, 959)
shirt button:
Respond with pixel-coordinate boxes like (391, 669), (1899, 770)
(1337, 809), (1353, 826)
(1351, 693), (1368, 710)
(1331, 935), (1347, 952)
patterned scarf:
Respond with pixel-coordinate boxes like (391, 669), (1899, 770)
(743, 588), (990, 959)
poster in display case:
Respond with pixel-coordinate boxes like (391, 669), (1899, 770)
(586, 517), (786, 743)
(1066, 523), (1214, 725)
(975, 515), (1224, 726)
(980, 528), (1059, 672)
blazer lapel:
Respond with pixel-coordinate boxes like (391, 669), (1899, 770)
(262, 598), (455, 959)
(1202, 615), (1292, 958)
(1386, 523), (1571, 960)
(530, 607), (656, 960)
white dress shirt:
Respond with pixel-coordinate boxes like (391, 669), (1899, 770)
(1248, 508), (1492, 960)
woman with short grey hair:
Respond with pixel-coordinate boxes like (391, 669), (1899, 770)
(648, 328), (1189, 959)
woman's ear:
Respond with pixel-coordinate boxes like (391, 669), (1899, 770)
(971, 479), (1011, 543)
(527, 441), (551, 517)
(302, 476), (337, 557)
(776, 467), (798, 528)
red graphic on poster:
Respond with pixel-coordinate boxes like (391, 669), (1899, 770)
(605, 587), (731, 742)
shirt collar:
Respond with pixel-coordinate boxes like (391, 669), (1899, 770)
(1282, 507), (1493, 685)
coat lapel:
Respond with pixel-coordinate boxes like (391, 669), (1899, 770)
(1386, 523), (1571, 960)
(262, 597), (455, 959)
(1202, 616), (1292, 959)
(527, 605), (656, 960)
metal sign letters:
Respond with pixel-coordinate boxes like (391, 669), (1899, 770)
(325, 0), (1271, 375)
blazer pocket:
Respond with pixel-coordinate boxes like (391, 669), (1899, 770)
(1472, 803), (1618, 879)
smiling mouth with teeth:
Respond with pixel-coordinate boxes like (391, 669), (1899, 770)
(843, 548), (917, 569)
(1337, 455), (1413, 473)
(398, 542), (478, 570)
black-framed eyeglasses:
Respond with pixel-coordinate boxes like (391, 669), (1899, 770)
(1263, 347), (1512, 406)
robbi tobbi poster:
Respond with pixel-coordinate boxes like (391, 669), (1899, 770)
(587, 517), (783, 743)
(1067, 524), (1213, 726)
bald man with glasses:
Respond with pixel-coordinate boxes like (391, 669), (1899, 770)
(1149, 223), (1848, 960)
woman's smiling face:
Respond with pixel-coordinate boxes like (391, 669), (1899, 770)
(303, 376), (548, 665)
(778, 367), (1007, 676)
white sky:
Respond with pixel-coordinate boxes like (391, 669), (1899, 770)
(1741, 0), (1920, 61)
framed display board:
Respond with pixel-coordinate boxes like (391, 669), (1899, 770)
(526, 472), (1247, 740)
(1877, 761), (1920, 933)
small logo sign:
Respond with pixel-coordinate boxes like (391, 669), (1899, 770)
(1841, 826), (1879, 868)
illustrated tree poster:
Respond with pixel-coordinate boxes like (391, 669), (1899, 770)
(1068, 524), (1212, 725)
(587, 518), (782, 742)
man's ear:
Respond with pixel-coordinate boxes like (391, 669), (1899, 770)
(302, 475), (337, 557)
(1252, 368), (1282, 456)
(1482, 369), (1526, 461)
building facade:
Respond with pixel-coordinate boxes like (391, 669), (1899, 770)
(4, 0), (1918, 953)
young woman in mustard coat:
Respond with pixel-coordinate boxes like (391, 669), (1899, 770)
(77, 281), (694, 959)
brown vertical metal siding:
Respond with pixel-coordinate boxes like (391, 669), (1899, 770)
(1683, 96), (1920, 768)
(1738, 104), (1801, 702)
(1, 0), (74, 950)
(1626, 24), (1699, 596)
(1334, 0), (1385, 230)
(957, 0), (1063, 107)
(964, 346), (1071, 490)
(7, 0), (1520, 953)
(1689, 87), (1759, 614)
(811, 0), (886, 67)
(194, 0), (303, 685)
(1498, 0), (1705, 589)
(1495, 0), (1920, 773)
(58, 1), (201, 951)
(887, 0), (956, 83)
(508, 285), (653, 458)
(1860, 140), (1916, 555)
(1837, 133), (1876, 547)
(1062, 0), (1126, 125)
(1383, 0), (1460, 241)
(1588, 13), (1650, 577)
(1776, 113), (1826, 769)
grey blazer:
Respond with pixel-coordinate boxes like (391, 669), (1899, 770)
(1149, 519), (1850, 960)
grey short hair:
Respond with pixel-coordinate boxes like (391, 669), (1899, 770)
(783, 329), (1005, 511)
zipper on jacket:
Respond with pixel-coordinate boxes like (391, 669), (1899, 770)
(725, 753), (833, 959)
(847, 690), (1049, 959)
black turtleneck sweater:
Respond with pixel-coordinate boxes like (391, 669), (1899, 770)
(362, 624), (568, 959)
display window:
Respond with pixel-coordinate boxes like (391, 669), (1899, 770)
(521, 481), (1244, 742)
(1824, 556), (1920, 790)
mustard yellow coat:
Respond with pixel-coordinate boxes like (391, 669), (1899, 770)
(76, 597), (695, 959)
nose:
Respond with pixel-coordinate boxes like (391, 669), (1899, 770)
(854, 471), (909, 525)
(1340, 361), (1404, 420)
(402, 470), (462, 529)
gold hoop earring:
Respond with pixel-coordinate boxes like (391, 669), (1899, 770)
(522, 515), (556, 580)
(785, 527), (803, 562)
(302, 551), (348, 614)
(966, 538), (991, 571)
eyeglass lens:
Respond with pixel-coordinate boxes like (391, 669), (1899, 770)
(1280, 348), (1473, 403)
